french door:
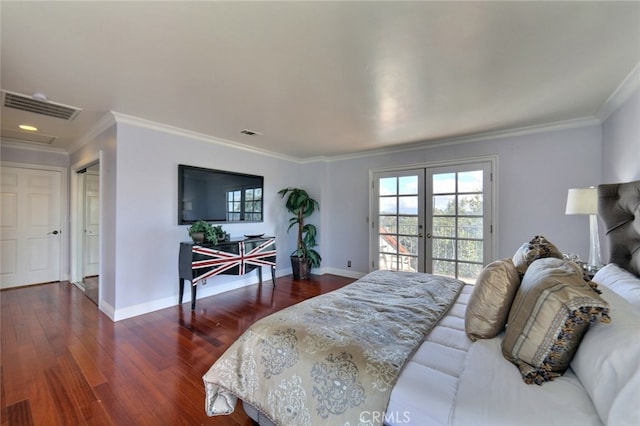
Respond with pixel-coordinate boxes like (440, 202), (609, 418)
(371, 160), (493, 283)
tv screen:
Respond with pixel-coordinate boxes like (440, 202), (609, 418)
(178, 165), (264, 224)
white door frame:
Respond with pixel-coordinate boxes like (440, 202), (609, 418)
(1, 161), (68, 284)
(70, 153), (102, 289)
(369, 155), (498, 272)
(83, 169), (100, 277)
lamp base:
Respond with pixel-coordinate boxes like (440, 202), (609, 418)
(587, 214), (603, 273)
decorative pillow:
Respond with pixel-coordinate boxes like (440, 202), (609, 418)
(501, 257), (610, 384)
(512, 235), (563, 277)
(465, 258), (520, 341)
(571, 286), (640, 425)
(593, 263), (640, 307)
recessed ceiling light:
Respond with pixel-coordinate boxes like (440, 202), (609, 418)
(32, 92), (48, 102)
(19, 124), (38, 131)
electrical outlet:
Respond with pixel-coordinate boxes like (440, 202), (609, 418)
(347, 260), (352, 268)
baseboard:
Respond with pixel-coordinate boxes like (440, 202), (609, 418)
(103, 267), (363, 321)
(99, 300), (116, 321)
(110, 269), (292, 321)
(322, 267), (367, 279)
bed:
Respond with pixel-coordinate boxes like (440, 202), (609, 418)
(203, 180), (640, 426)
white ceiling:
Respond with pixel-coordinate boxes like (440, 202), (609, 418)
(1, 1), (639, 160)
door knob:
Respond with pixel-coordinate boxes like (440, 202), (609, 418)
(48, 230), (60, 235)
(426, 233), (432, 238)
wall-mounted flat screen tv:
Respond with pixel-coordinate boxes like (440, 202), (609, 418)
(178, 164), (264, 224)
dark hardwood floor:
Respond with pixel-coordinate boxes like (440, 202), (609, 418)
(82, 276), (99, 307)
(0, 274), (355, 426)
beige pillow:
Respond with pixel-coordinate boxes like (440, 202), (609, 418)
(512, 235), (563, 276)
(465, 258), (520, 341)
(502, 257), (609, 384)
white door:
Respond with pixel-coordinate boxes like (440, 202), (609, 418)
(371, 161), (493, 283)
(83, 172), (100, 277)
(372, 169), (425, 272)
(425, 163), (492, 282)
(1, 166), (62, 288)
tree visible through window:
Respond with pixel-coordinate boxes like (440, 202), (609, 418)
(431, 171), (484, 282)
(372, 161), (492, 283)
(226, 186), (263, 221)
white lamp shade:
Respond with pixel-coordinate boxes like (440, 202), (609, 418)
(565, 187), (597, 215)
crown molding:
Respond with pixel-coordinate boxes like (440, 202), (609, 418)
(0, 138), (68, 154)
(2, 106), (613, 165)
(2, 112), (603, 165)
(596, 61), (640, 122)
(315, 116), (601, 163)
(109, 112), (601, 165)
(110, 111), (301, 163)
(67, 112), (117, 154)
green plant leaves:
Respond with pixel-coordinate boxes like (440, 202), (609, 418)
(279, 187), (321, 268)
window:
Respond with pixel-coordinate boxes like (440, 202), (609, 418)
(226, 187), (263, 222)
(371, 159), (494, 283)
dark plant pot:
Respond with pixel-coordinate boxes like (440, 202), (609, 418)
(190, 232), (205, 244)
(291, 256), (312, 280)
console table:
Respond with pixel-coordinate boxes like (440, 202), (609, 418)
(178, 237), (276, 310)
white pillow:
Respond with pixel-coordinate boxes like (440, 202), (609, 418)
(593, 263), (640, 307)
(570, 286), (640, 425)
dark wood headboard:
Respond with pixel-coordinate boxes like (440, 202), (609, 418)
(598, 180), (640, 278)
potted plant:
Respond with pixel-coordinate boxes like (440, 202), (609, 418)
(188, 220), (211, 244)
(278, 187), (321, 279)
(188, 221), (227, 244)
(207, 224), (227, 243)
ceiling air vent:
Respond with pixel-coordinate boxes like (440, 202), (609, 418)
(240, 129), (262, 136)
(1, 90), (81, 120)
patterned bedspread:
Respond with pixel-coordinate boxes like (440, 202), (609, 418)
(203, 270), (464, 426)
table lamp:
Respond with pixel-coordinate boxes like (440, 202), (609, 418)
(565, 187), (602, 272)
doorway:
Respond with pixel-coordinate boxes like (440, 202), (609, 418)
(73, 162), (100, 305)
(0, 163), (65, 288)
(370, 158), (495, 283)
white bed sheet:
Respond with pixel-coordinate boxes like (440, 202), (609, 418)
(452, 338), (601, 426)
(387, 283), (602, 426)
(386, 284), (472, 426)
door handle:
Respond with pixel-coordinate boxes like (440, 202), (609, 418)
(426, 233), (432, 239)
(48, 230), (60, 235)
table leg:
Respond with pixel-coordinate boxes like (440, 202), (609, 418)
(191, 281), (197, 310)
(179, 278), (185, 304)
(257, 267), (263, 284)
(271, 266), (276, 287)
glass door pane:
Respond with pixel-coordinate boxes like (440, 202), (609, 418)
(426, 165), (490, 282)
(373, 170), (424, 272)
(371, 161), (492, 282)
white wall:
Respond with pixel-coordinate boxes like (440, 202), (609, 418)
(0, 143), (69, 168)
(2, 118), (604, 320)
(322, 124), (602, 275)
(12, 99), (639, 323)
(601, 88), (640, 183)
(69, 124), (118, 315)
(109, 121), (306, 319)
